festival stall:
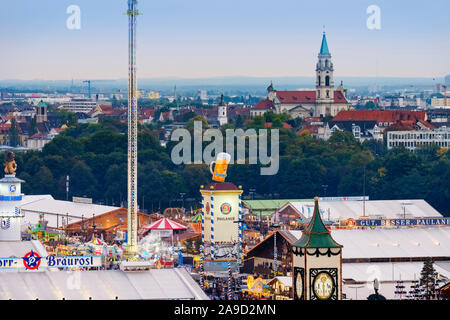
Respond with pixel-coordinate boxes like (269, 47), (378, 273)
(242, 276), (272, 299)
(140, 217), (187, 237)
(189, 212), (202, 234)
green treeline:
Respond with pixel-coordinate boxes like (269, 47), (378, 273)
(7, 117), (450, 217)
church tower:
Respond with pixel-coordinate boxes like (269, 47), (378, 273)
(217, 94), (228, 126)
(315, 32), (334, 116)
(35, 100), (48, 123)
(292, 197), (343, 300)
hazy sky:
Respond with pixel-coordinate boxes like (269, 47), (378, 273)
(0, 0), (449, 80)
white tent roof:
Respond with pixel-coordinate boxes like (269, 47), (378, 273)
(343, 261), (450, 283)
(0, 240), (207, 300)
(19, 197), (119, 228)
(0, 268), (208, 300)
(343, 261), (450, 300)
(288, 199), (442, 221)
(285, 226), (450, 259)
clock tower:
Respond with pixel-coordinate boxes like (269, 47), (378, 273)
(292, 197), (343, 300)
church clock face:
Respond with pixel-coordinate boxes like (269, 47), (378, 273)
(313, 272), (334, 300)
(310, 268), (338, 300)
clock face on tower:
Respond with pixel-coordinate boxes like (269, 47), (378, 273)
(293, 267), (304, 300)
(310, 268), (338, 300)
(313, 272), (334, 299)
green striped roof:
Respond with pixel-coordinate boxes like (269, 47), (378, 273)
(243, 199), (312, 217)
(293, 197), (342, 249)
(190, 212), (202, 222)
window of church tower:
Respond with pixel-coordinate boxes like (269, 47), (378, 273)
(317, 91), (320, 98)
(325, 76), (330, 86)
(326, 90), (329, 98)
(318, 76), (321, 85)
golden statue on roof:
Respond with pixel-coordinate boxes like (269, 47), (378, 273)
(4, 151), (17, 175)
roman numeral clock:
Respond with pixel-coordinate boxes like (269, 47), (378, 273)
(292, 197), (343, 300)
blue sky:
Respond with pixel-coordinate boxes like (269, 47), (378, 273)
(0, 0), (449, 80)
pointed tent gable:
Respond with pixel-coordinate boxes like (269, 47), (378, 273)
(293, 197), (342, 249)
(319, 32), (330, 55)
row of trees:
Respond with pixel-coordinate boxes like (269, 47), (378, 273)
(7, 115), (450, 216)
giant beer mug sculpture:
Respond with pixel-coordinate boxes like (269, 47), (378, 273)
(209, 152), (231, 182)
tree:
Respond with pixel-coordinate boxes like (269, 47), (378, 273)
(42, 135), (83, 158)
(194, 237), (201, 253)
(52, 109), (77, 127)
(30, 116), (38, 135)
(364, 101), (376, 109)
(8, 118), (20, 147)
(31, 166), (56, 195)
(186, 115), (208, 130)
(235, 115), (244, 128)
(69, 160), (98, 198)
(185, 238), (193, 252)
(420, 258), (438, 300)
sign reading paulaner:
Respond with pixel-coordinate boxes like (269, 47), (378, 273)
(0, 251), (102, 270)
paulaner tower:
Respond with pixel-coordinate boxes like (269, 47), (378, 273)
(127, 0), (139, 255)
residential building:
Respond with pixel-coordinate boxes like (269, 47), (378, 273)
(59, 98), (99, 113)
(387, 127), (450, 151)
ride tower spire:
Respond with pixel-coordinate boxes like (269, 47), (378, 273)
(127, 0), (139, 255)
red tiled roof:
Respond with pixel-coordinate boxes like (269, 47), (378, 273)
(99, 105), (112, 111)
(276, 91), (315, 104)
(275, 90), (348, 104)
(418, 120), (435, 129)
(140, 109), (156, 118)
(304, 116), (322, 123)
(229, 108), (250, 116)
(333, 110), (427, 123)
(334, 91), (348, 103)
(252, 99), (274, 110)
(30, 132), (45, 139)
(386, 121), (415, 131)
(298, 125), (320, 135)
(102, 108), (124, 116)
(265, 122), (292, 129)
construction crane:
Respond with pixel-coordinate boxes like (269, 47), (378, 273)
(83, 80), (92, 99)
(126, 0), (139, 256)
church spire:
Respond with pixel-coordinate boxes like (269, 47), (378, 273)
(319, 31), (330, 55)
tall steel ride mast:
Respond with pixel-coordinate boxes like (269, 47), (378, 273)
(127, 0), (139, 255)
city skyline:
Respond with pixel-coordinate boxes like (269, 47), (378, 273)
(0, 0), (449, 80)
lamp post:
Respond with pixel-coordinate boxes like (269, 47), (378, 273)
(401, 202), (412, 219)
(180, 193), (185, 215)
(233, 219), (245, 267)
(272, 223), (280, 277)
(363, 164), (366, 217)
(321, 184), (328, 198)
(66, 175), (69, 201)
